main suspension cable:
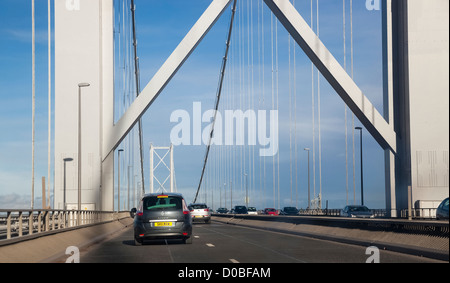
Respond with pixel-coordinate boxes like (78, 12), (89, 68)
(130, 0), (146, 196)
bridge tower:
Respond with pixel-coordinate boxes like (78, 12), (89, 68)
(54, 0), (115, 211)
(385, 0), (449, 216)
(149, 144), (175, 193)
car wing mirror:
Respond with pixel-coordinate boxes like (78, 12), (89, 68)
(130, 208), (137, 218)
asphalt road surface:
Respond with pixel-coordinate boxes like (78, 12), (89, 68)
(67, 221), (444, 264)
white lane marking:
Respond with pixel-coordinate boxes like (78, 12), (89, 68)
(194, 236), (200, 239)
(229, 259), (239, 263)
(206, 243), (215, 247)
(201, 226), (307, 263)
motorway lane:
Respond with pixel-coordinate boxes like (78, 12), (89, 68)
(75, 221), (444, 263)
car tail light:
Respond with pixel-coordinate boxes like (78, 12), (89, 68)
(183, 210), (190, 215)
(204, 208), (209, 212)
(137, 212), (143, 217)
(182, 232), (188, 236)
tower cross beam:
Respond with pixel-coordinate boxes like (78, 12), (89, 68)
(264, 0), (397, 153)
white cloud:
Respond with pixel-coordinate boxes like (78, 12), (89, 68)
(0, 193), (30, 209)
(3, 28), (50, 45)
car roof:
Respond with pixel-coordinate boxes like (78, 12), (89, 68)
(141, 192), (184, 198)
(345, 205), (368, 208)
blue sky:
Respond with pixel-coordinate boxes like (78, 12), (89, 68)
(0, 0), (387, 210)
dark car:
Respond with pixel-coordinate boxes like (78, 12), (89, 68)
(281, 207), (299, 215)
(216, 207), (229, 214)
(132, 193), (193, 245)
(340, 205), (374, 218)
(436, 198), (449, 220)
(233, 205), (248, 214)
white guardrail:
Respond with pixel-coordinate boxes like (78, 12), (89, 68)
(0, 209), (129, 244)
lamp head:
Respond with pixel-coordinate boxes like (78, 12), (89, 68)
(78, 83), (90, 88)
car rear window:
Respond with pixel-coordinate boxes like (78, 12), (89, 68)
(191, 204), (207, 209)
(143, 196), (183, 211)
(349, 206), (369, 212)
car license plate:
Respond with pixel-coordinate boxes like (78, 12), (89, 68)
(194, 215), (203, 218)
(154, 222), (173, 227)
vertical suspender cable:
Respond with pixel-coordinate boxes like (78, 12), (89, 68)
(276, 17), (280, 210)
(344, 0), (349, 205)
(251, 0), (255, 207)
(262, 0), (266, 209)
(257, 0), (261, 208)
(130, 0), (145, 195)
(351, 0), (356, 205)
(194, 0), (237, 204)
(271, 11), (275, 209)
(311, 0), (316, 207)
(31, 0), (35, 210)
(293, 0), (298, 209)
(289, 7), (293, 206)
(317, 0), (322, 208)
(48, 0), (52, 208)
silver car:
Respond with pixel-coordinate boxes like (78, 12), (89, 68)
(189, 203), (211, 224)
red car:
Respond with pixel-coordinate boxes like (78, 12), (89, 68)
(264, 208), (279, 215)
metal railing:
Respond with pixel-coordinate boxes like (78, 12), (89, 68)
(296, 208), (439, 219)
(400, 208), (438, 219)
(213, 213), (449, 237)
(0, 209), (128, 243)
(297, 208), (387, 218)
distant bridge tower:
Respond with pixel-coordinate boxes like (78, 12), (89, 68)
(149, 144), (175, 193)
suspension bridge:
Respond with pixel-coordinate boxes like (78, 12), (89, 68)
(0, 0), (448, 264)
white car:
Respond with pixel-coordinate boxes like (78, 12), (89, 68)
(189, 203), (212, 224)
(247, 207), (258, 215)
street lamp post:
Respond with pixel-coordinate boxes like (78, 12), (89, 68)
(355, 127), (364, 206)
(230, 181), (232, 211)
(63, 158), (73, 210)
(118, 149), (124, 212)
(224, 183), (227, 210)
(77, 83), (90, 223)
(244, 173), (248, 208)
(304, 148), (311, 209)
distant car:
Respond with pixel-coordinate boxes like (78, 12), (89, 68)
(281, 207), (299, 215)
(234, 205), (248, 214)
(133, 193), (192, 245)
(247, 207), (258, 215)
(216, 207), (229, 214)
(189, 203), (211, 224)
(263, 208), (278, 216)
(340, 205), (374, 218)
(436, 198), (449, 220)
